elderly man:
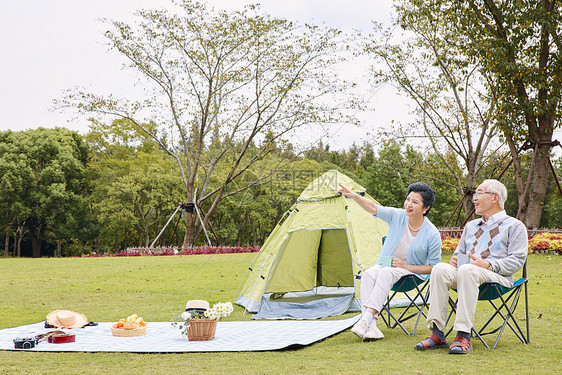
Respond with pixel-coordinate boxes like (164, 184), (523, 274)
(415, 179), (528, 354)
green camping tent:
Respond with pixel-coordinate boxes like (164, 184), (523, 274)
(235, 170), (389, 319)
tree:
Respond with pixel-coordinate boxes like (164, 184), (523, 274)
(85, 119), (184, 250)
(0, 132), (32, 256)
(361, 140), (460, 226)
(366, 3), (503, 219)
(61, 0), (353, 246)
(428, 0), (561, 228)
(0, 128), (88, 257)
(362, 141), (410, 208)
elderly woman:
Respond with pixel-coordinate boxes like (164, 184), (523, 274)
(336, 182), (442, 341)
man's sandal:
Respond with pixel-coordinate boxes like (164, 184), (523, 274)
(414, 334), (449, 350)
(448, 336), (473, 354)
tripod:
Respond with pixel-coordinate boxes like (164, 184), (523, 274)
(150, 201), (212, 248)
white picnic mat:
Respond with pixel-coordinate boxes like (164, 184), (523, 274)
(0, 315), (360, 352)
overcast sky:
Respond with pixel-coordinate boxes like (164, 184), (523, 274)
(4, 1), (558, 155)
(1, 0), (413, 151)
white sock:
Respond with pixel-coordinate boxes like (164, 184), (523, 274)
(362, 311), (374, 324)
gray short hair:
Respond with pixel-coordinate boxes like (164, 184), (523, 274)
(481, 179), (507, 209)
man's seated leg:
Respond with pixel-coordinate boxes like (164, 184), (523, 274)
(415, 262), (457, 351)
(450, 263), (512, 353)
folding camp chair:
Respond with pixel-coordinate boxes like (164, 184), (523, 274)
(446, 263), (529, 349)
(379, 274), (430, 335)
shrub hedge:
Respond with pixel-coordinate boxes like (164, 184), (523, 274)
(80, 233), (561, 257)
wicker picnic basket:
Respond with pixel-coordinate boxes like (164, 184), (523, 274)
(111, 324), (147, 337)
(187, 319), (217, 341)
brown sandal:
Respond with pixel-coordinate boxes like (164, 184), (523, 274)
(414, 334), (449, 350)
(449, 336), (473, 354)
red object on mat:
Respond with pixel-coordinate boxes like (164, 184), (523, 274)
(48, 334), (75, 344)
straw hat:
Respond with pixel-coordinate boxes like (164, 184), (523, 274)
(46, 310), (88, 329)
(185, 300), (209, 312)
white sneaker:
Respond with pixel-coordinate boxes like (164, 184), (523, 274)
(350, 318), (369, 339)
(362, 323), (384, 341)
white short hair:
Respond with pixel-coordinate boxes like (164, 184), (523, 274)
(481, 179), (507, 209)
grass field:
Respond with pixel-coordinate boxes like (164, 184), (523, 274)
(0, 253), (560, 374)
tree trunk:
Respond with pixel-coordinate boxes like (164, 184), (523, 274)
(525, 143), (551, 228)
(26, 219), (46, 258)
(182, 213), (196, 248)
(56, 239), (62, 257)
(16, 226), (24, 257)
(505, 137), (527, 222)
(4, 230), (9, 257)
(461, 195), (475, 224)
(462, 169), (478, 223)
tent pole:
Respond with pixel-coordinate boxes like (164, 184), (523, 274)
(231, 250), (261, 305)
(235, 209), (295, 314)
(242, 253), (272, 315)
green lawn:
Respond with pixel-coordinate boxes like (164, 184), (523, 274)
(0, 253), (560, 374)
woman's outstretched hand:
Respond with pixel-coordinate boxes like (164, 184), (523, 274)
(336, 183), (378, 215)
(336, 184), (354, 197)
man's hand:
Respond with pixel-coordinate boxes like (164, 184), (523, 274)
(468, 253), (491, 269)
(449, 256), (458, 267)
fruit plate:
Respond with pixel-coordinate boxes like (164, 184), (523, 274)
(111, 324), (147, 337)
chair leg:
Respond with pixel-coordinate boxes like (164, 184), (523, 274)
(444, 295), (457, 338)
(382, 291), (415, 335)
(410, 283), (430, 335)
(524, 281), (530, 344)
(444, 280), (530, 349)
(381, 278), (430, 335)
(475, 284), (528, 349)
(411, 288), (430, 335)
(381, 289), (410, 334)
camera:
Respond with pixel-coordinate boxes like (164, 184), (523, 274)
(13, 337), (36, 349)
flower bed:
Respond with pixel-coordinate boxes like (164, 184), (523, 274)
(441, 236), (460, 254)
(81, 246), (260, 257)
(528, 232), (562, 255)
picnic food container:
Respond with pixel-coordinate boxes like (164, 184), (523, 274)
(111, 315), (148, 337)
(111, 324), (147, 337)
(187, 319), (217, 341)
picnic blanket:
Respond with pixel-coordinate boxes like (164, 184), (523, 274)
(0, 315), (360, 352)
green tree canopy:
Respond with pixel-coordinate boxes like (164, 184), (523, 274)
(403, 0), (561, 227)
(85, 119), (185, 251)
(0, 128), (88, 257)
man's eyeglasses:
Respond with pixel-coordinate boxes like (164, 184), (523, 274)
(474, 191), (496, 197)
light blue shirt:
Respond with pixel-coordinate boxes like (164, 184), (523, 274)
(374, 206), (442, 278)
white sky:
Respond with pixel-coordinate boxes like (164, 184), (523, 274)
(2, 1), (559, 155)
(0, 0), (413, 152)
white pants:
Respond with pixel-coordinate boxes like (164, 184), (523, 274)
(360, 265), (413, 313)
(426, 262), (513, 333)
